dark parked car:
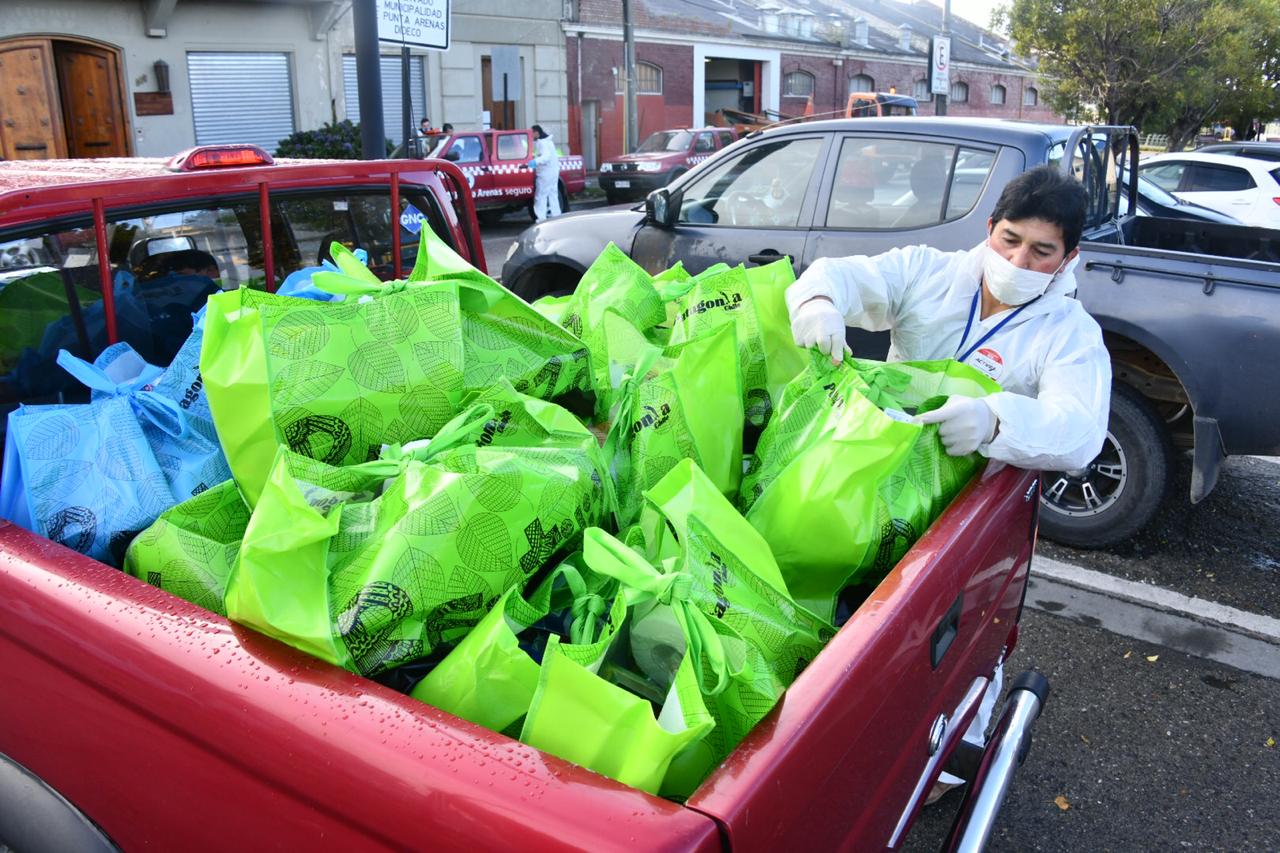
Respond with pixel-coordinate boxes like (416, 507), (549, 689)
(1195, 141), (1280, 162)
(505, 117), (1280, 547)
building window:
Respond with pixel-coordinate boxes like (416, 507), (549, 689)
(342, 54), (426, 128)
(849, 73), (875, 95)
(784, 71), (815, 98)
(1024, 86), (1039, 107)
(617, 61), (662, 95)
(990, 84), (1006, 105)
(950, 81), (969, 103)
(913, 78), (929, 100)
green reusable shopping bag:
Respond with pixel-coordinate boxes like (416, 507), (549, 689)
(530, 242), (666, 418)
(741, 354), (1000, 621)
(604, 319), (743, 528)
(201, 284), (467, 505)
(410, 557), (626, 734)
(664, 259), (807, 431)
(225, 397), (610, 677)
(520, 527), (729, 796)
(122, 479), (250, 616)
(628, 458), (834, 797)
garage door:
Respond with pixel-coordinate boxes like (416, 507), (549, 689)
(343, 54), (426, 133)
(187, 51), (296, 153)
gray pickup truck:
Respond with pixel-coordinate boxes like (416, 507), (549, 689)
(503, 118), (1280, 547)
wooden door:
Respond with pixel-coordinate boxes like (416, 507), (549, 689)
(0, 40), (67, 160)
(54, 42), (129, 158)
(481, 57), (515, 130)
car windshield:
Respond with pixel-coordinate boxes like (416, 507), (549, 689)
(637, 131), (693, 153)
(426, 135), (453, 159)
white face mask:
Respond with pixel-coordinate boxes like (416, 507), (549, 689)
(982, 242), (1074, 306)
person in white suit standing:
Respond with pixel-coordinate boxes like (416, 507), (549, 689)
(531, 124), (561, 221)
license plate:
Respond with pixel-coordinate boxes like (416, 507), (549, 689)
(614, 180), (631, 188)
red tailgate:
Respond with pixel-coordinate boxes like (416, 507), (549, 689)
(0, 522), (719, 851)
(685, 464), (1038, 851)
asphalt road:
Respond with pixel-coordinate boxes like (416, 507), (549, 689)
(1040, 454), (1280, 618)
(477, 196), (612, 282)
(904, 608), (1280, 853)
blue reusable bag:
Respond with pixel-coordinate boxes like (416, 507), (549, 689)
(0, 337), (231, 566)
(275, 248), (368, 302)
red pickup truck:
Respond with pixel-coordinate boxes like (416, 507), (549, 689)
(422, 129), (587, 224)
(599, 127), (740, 204)
(0, 146), (1048, 851)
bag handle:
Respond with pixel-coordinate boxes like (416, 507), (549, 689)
(55, 348), (188, 438)
(556, 561), (611, 646)
(380, 403), (496, 465)
(583, 528), (733, 696)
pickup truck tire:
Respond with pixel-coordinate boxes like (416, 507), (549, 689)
(0, 752), (117, 852)
(477, 209), (505, 226)
(1038, 383), (1171, 548)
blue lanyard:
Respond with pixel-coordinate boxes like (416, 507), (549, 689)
(954, 288), (1038, 364)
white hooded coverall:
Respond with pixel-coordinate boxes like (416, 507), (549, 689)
(532, 134), (562, 221)
(787, 241), (1112, 783)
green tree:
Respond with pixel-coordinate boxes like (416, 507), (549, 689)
(998, 0), (1265, 141)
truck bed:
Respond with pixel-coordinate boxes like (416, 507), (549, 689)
(0, 461), (1036, 850)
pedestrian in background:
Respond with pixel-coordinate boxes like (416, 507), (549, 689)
(531, 124), (561, 221)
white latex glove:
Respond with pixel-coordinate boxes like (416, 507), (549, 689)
(790, 297), (851, 363)
(915, 396), (997, 456)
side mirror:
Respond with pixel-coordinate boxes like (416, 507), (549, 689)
(444, 150), (460, 162)
(646, 188), (677, 228)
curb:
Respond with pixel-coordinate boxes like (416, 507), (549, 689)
(1027, 555), (1280, 680)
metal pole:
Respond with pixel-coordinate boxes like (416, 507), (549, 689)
(401, 45), (412, 156)
(353, 0), (385, 159)
(502, 73), (510, 129)
(935, 0), (950, 116)
(622, 0), (638, 152)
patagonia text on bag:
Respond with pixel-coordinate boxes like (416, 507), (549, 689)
(741, 354), (999, 620)
(604, 319), (743, 528)
(225, 399), (610, 677)
(663, 259), (807, 433)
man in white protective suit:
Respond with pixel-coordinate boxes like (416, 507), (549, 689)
(785, 164), (1111, 802)
(531, 124), (561, 221)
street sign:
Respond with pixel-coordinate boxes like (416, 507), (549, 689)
(930, 36), (951, 96)
(378, 0), (450, 51)
(489, 46), (521, 101)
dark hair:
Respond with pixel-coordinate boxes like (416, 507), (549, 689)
(990, 165), (1088, 253)
(442, 123), (454, 132)
(531, 124), (545, 138)
(420, 117), (431, 125)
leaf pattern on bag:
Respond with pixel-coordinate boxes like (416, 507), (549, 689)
(463, 468), (523, 513)
(398, 386), (454, 439)
(333, 579), (421, 676)
(400, 491), (460, 536)
(411, 340), (464, 381)
(330, 500), (377, 552)
(175, 528), (220, 564)
(267, 310), (330, 359)
(29, 460), (93, 504)
(364, 297), (420, 343)
(348, 341), (407, 393)
(339, 397), (386, 463)
(457, 511), (513, 575)
(96, 433), (151, 482)
(280, 409), (354, 465)
(159, 558), (227, 614)
(23, 413), (81, 460)
(461, 360), (503, 390)
(271, 361), (345, 409)
(413, 290), (460, 337)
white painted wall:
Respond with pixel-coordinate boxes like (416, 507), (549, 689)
(2, 0), (341, 157)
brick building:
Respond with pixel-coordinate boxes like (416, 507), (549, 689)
(565, 0), (1059, 167)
